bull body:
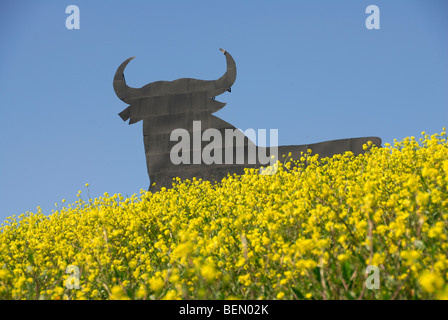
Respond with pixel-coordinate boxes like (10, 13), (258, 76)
(113, 49), (381, 191)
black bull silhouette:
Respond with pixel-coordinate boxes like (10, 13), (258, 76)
(114, 49), (381, 191)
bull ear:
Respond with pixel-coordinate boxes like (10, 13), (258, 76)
(118, 106), (131, 122)
(207, 99), (227, 113)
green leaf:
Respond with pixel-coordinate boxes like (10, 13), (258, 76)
(291, 286), (305, 300)
(313, 267), (321, 283)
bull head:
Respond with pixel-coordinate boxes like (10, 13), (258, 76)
(114, 48), (236, 124)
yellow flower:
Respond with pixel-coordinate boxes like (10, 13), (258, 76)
(162, 290), (179, 300)
(135, 286), (146, 299)
(419, 272), (444, 294)
(276, 292), (285, 299)
(110, 286), (130, 300)
(0, 129), (447, 300)
(200, 263), (218, 282)
(149, 277), (165, 292)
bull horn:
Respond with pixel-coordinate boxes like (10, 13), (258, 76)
(216, 48), (237, 90)
(113, 57), (138, 103)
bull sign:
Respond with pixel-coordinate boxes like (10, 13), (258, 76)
(113, 49), (381, 191)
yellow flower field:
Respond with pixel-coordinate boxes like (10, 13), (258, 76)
(1, 130), (447, 300)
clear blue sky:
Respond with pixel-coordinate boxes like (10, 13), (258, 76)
(1, 0), (447, 222)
